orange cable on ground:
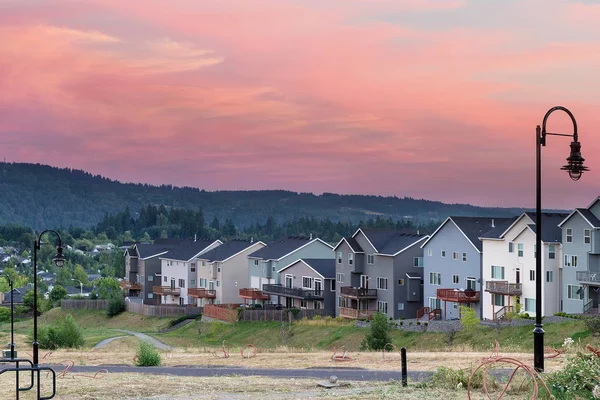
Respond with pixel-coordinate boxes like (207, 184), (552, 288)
(331, 346), (353, 362)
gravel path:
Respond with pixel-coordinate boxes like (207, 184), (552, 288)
(92, 336), (128, 349)
(115, 330), (174, 351)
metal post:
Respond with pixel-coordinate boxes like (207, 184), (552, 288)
(32, 242), (38, 367)
(401, 347), (407, 387)
(534, 125), (544, 372)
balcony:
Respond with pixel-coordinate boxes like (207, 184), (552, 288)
(188, 288), (216, 298)
(436, 288), (480, 303)
(340, 286), (377, 299)
(485, 281), (522, 295)
(152, 286), (181, 296)
(120, 281), (142, 291)
(238, 288), (270, 300)
(577, 271), (600, 284)
(262, 284), (324, 300)
(339, 307), (376, 320)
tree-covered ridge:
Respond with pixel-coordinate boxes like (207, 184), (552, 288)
(0, 162), (528, 230)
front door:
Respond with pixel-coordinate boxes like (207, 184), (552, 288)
(209, 281), (215, 291)
(360, 275), (368, 289)
(314, 279), (322, 296)
(285, 275), (293, 288)
(515, 269), (521, 284)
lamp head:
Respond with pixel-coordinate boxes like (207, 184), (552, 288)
(561, 140), (589, 181)
(53, 246), (65, 267)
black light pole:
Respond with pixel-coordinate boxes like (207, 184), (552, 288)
(32, 230), (65, 368)
(535, 106), (589, 372)
(3, 273), (15, 359)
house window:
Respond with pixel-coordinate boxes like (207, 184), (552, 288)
(191, 264), (196, 272)
(190, 279), (196, 286)
(429, 272), (441, 285)
(508, 242), (514, 253)
(337, 252), (342, 264)
(202, 261), (206, 266)
(529, 270), (535, 281)
(518, 243), (524, 257)
(377, 301), (388, 314)
(147, 293), (153, 299)
(337, 296), (342, 307)
(178, 279), (185, 288)
(429, 297), (441, 310)
(348, 253), (353, 265)
(217, 264), (221, 273)
(300, 300), (307, 308)
(164, 276), (167, 283)
(398, 279), (405, 286)
(452, 275), (459, 284)
(199, 278), (206, 288)
(330, 280), (336, 291)
(566, 228), (573, 243)
(314, 301), (322, 309)
(564, 255), (578, 267)
(216, 281), (220, 287)
(397, 303), (404, 311)
(493, 294), (505, 307)
(427, 249), (432, 256)
(337, 273), (344, 283)
(546, 271), (553, 283)
(413, 257), (424, 267)
(462, 252), (467, 262)
(548, 245), (556, 259)
(148, 275), (153, 281)
(302, 276), (313, 289)
(491, 265), (505, 279)
(568, 285), (584, 300)
(254, 259), (258, 266)
(367, 254), (375, 264)
(452, 252), (459, 260)
(466, 277), (476, 290)
(525, 298), (536, 312)
(585, 229), (591, 244)
(376, 277), (388, 290)
(441, 250), (446, 257)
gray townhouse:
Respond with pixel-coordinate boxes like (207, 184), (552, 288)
(558, 197), (600, 314)
(262, 258), (336, 315)
(420, 217), (513, 320)
(333, 228), (428, 320)
(246, 236), (334, 304)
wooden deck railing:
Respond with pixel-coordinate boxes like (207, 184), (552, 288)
(188, 288), (216, 298)
(340, 287), (377, 298)
(152, 286), (181, 296)
(262, 284), (324, 299)
(120, 281), (142, 290)
(485, 281), (522, 295)
(339, 307), (377, 319)
(436, 289), (480, 303)
(238, 288), (270, 300)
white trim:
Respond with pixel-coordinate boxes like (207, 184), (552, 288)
(352, 228), (379, 253)
(420, 217), (452, 249)
(159, 240), (223, 262)
(221, 241), (267, 263)
(377, 236), (429, 257)
(277, 259), (326, 279)
(274, 238), (333, 261)
(332, 237), (364, 253)
(587, 196), (600, 210)
(140, 251), (170, 261)
(496, 213), (532, 240)
(558, 208), (599, 228)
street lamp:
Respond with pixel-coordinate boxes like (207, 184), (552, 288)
(534, 106), (589, 372)
(71, 278), (83, 296)
(33, 231), (65, 368)
(3, 273), (15, 359)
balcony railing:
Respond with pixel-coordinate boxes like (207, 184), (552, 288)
(120, 281), (142, 290)
(188, 288), (216, 298)
(577, 271), (600, 284)
(152, 286), (181, 296)
(262, 284), (324, 299)
(485, 281), (522, 295)
(339, 307), (377, 319)
(436, 289), (480, 303)
(340, 287), (377, 298)
(238, 288), (270, 300)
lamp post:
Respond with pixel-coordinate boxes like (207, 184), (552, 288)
(71, 279), (83, 296)
(534, 106), (589, 372)
(32, 231), (65, 368)
(3, 273), (15, 359)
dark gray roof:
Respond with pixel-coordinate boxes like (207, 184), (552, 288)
(578, 208), (600, 228)
(451, 217), (514, 251)
(524, 213), (569, 243)
(479, 217), (519, 239)
(164, 239), (217, 261)
(64, 285), (93, 295)
(248, 236), (314, 260)
(136, 243), (177, 259)
(359, 228), (426, 255)
(198, 240), (256, 262)
(125, 248), (135, 256)
(301, 258), (335, 279)
(345, 237), (364, 253)
(3, 284), (32, 303)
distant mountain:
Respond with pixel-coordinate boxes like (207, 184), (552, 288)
(0, 162), (530, 230)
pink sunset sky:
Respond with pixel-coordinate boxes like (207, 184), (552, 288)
(1, 0), (600, 209)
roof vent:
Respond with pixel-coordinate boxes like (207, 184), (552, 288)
(250, 236), (254, 243)
(492, 219), (495, 228)
(310, 233), (313, 240)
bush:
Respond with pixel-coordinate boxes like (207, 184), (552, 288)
(36, 315), (84, 350)
(0, 307), (10, 322)
(547, 351), (600, 398)
(363, 312), (391, 351)
(106, 293), (126, 317)
(426, 366), (498, 391)
(460, 306), (479, 331)
(324, 316), (332, 325)
(584, 316), (600, 336)
(135, 342), (161, 367)
(313, 314), (322, 320)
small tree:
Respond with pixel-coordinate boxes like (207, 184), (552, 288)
(49, 285), (68, 303)
(106, 292), (126, 317)
(364, 312), (391, 351)
(22, 289), (44, 315)
(460, 306), (479, 332)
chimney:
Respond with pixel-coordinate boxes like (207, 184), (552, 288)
(417, 230), (420, 235)
(492, 219), (495, 228)
(194, 234), (197, 242)
(250, 236), (254, 243)
(309, 233), (313, 240)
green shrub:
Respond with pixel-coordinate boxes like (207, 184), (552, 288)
(313, 314), (322, 320)
(324, 315), (332, 325)
(334, 316), (343, 323)
(547, 351), (600, 398)
(106, 293), (126, 317)
(135, 342), (161, 367)
(460, 306), (479, 331)
(36, 315), (84, 350)
(363, 312), (391, 351)
(426, 366), (498, 391)
(0, 307), (10, 322)
(584, 316), (600, 336)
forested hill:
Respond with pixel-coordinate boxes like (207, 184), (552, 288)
(0, 162), (527, 230)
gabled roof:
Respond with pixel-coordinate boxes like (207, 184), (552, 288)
(587, 197), (600, 210)
(479, 217), (519, 239)
(421, 216), (513, 253)
(558, 208), (600, 229)
(135, 243), (178, 260)
(197, 240), (265, 263)
(481, 212), (567, 242)
(248, 236), (333, 261)
(163, 239), (222, 262)
(278, 258), (336, 279)
(332, 237), (364, 253)
(354, 228), (427, 256)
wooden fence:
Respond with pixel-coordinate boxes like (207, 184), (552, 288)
(61, 299), (108, 310)
(239, 308), (332, 322)
(204, 304), (240, 322)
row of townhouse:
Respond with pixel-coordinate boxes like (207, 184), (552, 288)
(420, 196), (600, 321)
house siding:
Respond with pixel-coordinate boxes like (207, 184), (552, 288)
(218, 243), (267, 304)
(277, 261), (335, 315)
(392, 242), (425, 319)
(561, 213), (593, 314)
